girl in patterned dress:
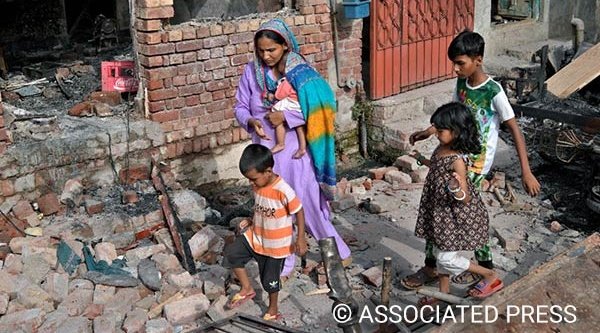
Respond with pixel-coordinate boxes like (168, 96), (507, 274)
(413, 102), (503, 304)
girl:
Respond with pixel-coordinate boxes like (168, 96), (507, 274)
(413, 102), (503, 304)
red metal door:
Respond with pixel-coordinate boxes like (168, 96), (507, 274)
(370, 0), (475, 99)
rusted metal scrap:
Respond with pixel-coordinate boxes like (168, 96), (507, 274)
(151, 162), (196, 274)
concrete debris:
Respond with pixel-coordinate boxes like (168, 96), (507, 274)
(171, 189), (207, 224)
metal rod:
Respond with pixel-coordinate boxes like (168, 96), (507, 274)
(416, 287), (475, 305)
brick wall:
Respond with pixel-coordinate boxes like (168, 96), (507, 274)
(135, 0), (363, 164)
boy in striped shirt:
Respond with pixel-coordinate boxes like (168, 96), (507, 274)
(225, 144), (307, 321)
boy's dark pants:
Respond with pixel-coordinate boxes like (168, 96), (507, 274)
(225, 236), (284, 293)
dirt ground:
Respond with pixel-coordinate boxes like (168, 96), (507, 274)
(222, 134), (597, 332)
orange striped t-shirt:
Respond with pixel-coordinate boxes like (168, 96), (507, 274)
(244, 176), (302, 259)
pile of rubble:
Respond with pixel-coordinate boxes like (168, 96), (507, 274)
(0, 164), (241, 332)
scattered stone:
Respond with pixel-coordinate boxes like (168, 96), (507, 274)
(0, 271), (18, 297)
(171, 190), (206, 223)
(69, 278), (94, 292)
(82, 303), (104, 320)
(138, 258), (162, 291)
(490, 172), (506, 189)
(167, 271), (194, 289)
(93, 102), (113, 117)
(85, 199), (104, 216)
(89, 91), (122, 106)
(12, 200), (36, 221)
(362, 178), (372, 191)
(384, 170), (412, 185)
(15, 85), (42, 97)
(559, 229), (580, 238)
(203, 279), (225, 301)
(23, 254), (52, 284)
(163, 293), (210, 325)
(351, 184), (367, 195)
(494, 227), (521, 252)
(37, 192), (61, 216)
(0, 308), (46, 333)
(118, 164), (150, 184)
(145, 318), (174, 333)
(368, 166), (398, 180)
(17, 284), (54, 312)
(38, 308), (69, 333)
(490, 249), (518, 271)
(93, 285), (116, 305)
(93, 313), (117, 333)
(122, 308), (148, 333)
(0, 292), (8, 315)
(125, 244), (166, 266)
(84, 271), (139, 287)
(60, 179), (84, 207)
(68, 101), (93, 117)
(43, 272), (69, 303)
(549, 221), (562, 233)
(122, 190), (139, 204)
(394, 155), (419, 172)
(361, 266), (383, 287)
(55, 315), (91, 332)
(188, 226), (220, 260)
(409, 167), (429, 183)
(58, 288), (94, 316)
(153, 228), (176, 254)
(94, 242), (117, 265)
(3, 253), (23, 274)
(152, 253), (182, 274)
(331, 194), (359, 212)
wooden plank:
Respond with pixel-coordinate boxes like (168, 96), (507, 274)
(546, 43), (600, 99)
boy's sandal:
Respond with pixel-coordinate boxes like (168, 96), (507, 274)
(400, 267), (438, 290)
(262, 312), (283, 321)
(451, 271), (483, 285)
(226, 291), (256, 309)
(468, 278), (504, 298)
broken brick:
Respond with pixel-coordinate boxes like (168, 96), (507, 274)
(368, 166), (398, 180)
(122, 190), (139, 204)
(119, 165), (150, 184)
(12, 200), (35, 220)
(85, 199), (104, 216)
(68, 101), (93, 117)
(37, 193), (61, 216)
(88, 91), (122, 106)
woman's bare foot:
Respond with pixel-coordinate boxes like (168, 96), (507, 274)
(293, 148), (306, 159)
(271, 143), (285, 154)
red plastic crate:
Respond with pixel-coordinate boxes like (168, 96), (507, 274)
(101, 61), (138, 92)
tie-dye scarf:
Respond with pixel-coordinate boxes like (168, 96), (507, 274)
(254, 18), (337, 199)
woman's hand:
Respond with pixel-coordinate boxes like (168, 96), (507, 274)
(264, 111), (285, 127)
(248, 118), (270, 140)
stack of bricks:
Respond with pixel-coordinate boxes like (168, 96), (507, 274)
(134, 0), (362, 159)
(0, 102), (8, 154)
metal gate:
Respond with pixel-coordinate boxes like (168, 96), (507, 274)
(370, 0), (475, 99)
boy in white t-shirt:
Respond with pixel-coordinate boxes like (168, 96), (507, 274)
(402, 30), (541, 291)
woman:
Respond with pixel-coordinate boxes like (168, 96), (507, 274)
(234, 18), (351, 277)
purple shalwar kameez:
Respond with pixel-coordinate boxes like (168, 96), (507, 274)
(234, 62), (351, 276)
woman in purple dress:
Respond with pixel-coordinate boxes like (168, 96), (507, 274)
(234, 18), (351, 277)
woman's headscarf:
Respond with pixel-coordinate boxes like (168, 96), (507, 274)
(253, 18), (338, 200)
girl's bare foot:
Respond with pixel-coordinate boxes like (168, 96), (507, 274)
(293, 148), (306, 159)
(271, 144), (285, 154)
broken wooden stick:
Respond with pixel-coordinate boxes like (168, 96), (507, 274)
(3, 78), (48, 90)
(416, 287), (474, 305)
(148, 291), (184, 318)
(305, 288), (330, 296)
(506, 183), (518, 203)
(381, 257), (392, 307)
(493, 188), (508, 206)
(54, 73), (73, 99)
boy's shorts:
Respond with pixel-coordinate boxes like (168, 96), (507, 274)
(224, 236), (285, 293)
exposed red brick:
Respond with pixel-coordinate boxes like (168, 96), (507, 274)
(150, 110), (180, 122)
(0, 179), (15, 197)
(183, 52), (196, 63)
(139, 43), (175, 56)
(149, 101), (166, 112)
(12, 200), (35, 220)
(196, 26), (210, 38)
(68, 101), (93, 117)
(136, 19), (162, 31)
(186, 74), (200, 84)
(185, 96), (199, 106)
(146, 67), (177, 80)
(119, 165), (150, 184)
(147, 79), (164, 90)
(203, 36), (228, 48)
(176, 40), (203, 52)
(173, 75), (187, 86)
(205, 79), (230, 92)
(89, 91), (122, 106)
(137, 6), (174, 19)
(85, 199), (105, 216)
(137, 0), (162, 8)
(168, 30), (183, 42)
(138, 31), (162, 44)
(148, 88), (178, 101)
(178, 83), (205, 96)
(181, 28), (196, 40)
(122, 190), (139, 204)
(37, 193), (61, 216)
(139, 55), (163, 67)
